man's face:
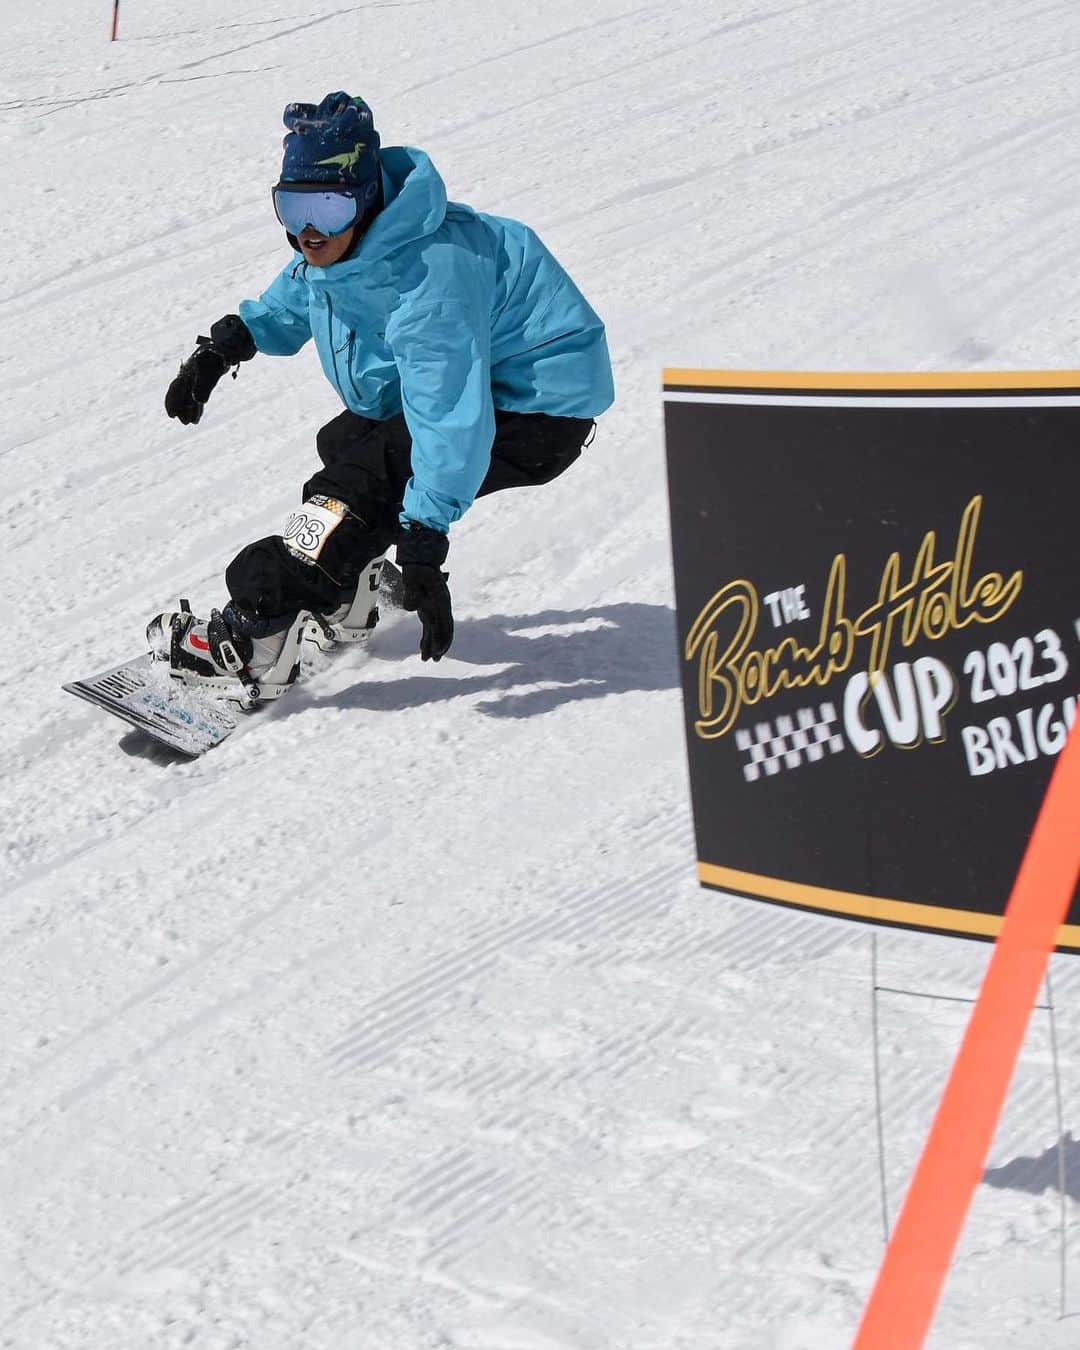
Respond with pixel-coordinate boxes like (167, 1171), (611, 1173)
(298, 224), (356, 267)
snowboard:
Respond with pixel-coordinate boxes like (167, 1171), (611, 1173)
(64, 655), (242, 756)
(65, 562), (405, 757)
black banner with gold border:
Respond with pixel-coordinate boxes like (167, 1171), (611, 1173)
(664, 369), (1080, 949)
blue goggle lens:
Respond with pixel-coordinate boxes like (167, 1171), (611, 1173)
(272, 186), (361, 238)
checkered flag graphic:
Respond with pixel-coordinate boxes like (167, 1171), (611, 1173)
(734, 703), (845, 783)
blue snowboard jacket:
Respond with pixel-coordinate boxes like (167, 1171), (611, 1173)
(238, 146), (615, 534)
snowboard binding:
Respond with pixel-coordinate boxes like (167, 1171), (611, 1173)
(147, 601), (305, 709)
(145, 557), (399, 708)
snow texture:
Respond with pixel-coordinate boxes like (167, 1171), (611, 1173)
(3, 1), (1080, 1345)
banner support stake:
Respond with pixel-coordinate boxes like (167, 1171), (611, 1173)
(1045, 965), (1068, 1319)
(870, 931), (890, 1243)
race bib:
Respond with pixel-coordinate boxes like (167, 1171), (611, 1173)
(279, 495), (348, 564)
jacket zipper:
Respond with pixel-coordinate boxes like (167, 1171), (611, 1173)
(326, 293), (366, 410)
(325, 293), (349, 406)
(344, 331), (367, 408)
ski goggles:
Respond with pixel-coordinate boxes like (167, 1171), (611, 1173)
(271, 182), (370, 237)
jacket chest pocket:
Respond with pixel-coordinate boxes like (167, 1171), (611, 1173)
(330, 314), (353, 354)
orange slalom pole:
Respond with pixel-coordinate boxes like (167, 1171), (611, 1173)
(854, 720), (1080, 1350)
(111, 0), (119, 41)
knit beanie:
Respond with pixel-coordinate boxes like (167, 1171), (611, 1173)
(280, 91), (381, 204)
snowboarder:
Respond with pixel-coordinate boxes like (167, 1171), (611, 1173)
(155, 91), (614, 702)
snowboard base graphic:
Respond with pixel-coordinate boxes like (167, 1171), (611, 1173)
(64, 655), (241, 756)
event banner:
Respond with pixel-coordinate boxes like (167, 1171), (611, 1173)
(664, 370), (1080, 948)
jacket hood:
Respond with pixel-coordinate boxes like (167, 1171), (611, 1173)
(367, 146), (447, 256)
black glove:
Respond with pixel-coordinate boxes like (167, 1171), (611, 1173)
(397, 523), (453, 662)
(165, 314), (256, 425)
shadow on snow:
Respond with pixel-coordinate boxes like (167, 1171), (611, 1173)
(298, 601), (679, 720)
(983, 1133), (1080, 1201)
(115, 602), (679, 760)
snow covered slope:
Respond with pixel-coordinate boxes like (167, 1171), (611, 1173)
(3, 1), (1080, 1345)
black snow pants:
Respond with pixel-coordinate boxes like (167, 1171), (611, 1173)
(225, 408), (594, 622)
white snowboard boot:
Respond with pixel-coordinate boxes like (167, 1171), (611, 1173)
(147, 602), (308, 707)
(146, 559), (397, 707)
